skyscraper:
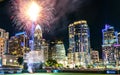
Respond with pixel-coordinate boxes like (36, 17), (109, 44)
(34, 24), (48, 61)
(102, 25), (118, 45)
(24, 25), (47, 69)
(102, 24), (118, 65)
(68, 20), (91, 68)
(34, 25), (42, 50)
(9, 32), (30, 57)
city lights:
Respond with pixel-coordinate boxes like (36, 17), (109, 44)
(0, 0), (120, 74)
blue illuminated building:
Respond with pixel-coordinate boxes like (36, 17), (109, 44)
(102, 25), (118, 45)
(15, 32), (26, 36)
(9, 32), (30, 57)
(102, 24), (118, 66)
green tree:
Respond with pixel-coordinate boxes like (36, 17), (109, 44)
(45, 59), (57, 67)
(17, 57), (23, 65)
(79, 65), (82, 68)
(87, 64), (93, 68)
(58, 63), (63, 68)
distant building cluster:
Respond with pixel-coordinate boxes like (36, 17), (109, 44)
(1, 20), (120, 69)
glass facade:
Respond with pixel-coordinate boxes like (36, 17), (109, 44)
(68, 20), (91, 67)
(102, 24), (118, 65)
(55, 41), (66, 63)
(33, 25), (48, 61)
(9, 32), (30, 57)
(34, 25), (43, 50)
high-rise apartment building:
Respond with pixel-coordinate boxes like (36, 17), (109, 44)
(0, 28), (9, 56)
(9, 32), (30, 57)
(0, 28), (9, 66)
(113, 32), (120, 66)
(102, 25), (118, 45)
(102, 25), (118, 65)
(68, 20), (91, 68)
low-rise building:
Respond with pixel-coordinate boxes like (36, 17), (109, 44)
(2, 54), (18, 66)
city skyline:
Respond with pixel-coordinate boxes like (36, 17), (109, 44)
(0, 24), (120, 68)
(0, 0), (120, 56)
(0, 0), (120, 74)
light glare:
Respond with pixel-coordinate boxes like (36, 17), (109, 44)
(27, 2), (40, 21)
(11, 0), (54, 32)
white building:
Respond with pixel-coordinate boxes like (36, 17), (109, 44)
(55, 41), (66, 64)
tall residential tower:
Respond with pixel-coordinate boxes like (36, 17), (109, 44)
(102, 25), (118, 65)
(9, 32), (30, 57)
(0, 28), (9, 66)
(0, 28), (9, 55)
(68, 20), (91, 68)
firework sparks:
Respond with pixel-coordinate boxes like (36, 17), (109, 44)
(27, 1), (41, 21)
(10, 0), (54, 33)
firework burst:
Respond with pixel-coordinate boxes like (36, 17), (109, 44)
(10, 0), (54, 33)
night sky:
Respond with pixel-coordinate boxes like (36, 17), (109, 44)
(0, 0), (120, 58)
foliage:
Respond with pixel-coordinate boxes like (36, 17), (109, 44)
(79, 65), (82, 67)
(17, 57), (23, 65)
(58, 63), (63, 67)
(45, 59), (58, 67)
(87, 64), (93, 68)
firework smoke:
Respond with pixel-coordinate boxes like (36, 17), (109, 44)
(10, 0), (54, 33)
(50, 0), (90, 22)
(46, 0), (90, 37)
(10, 0), (90, 35)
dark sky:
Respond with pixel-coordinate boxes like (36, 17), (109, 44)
(0, 0), (120, 58)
